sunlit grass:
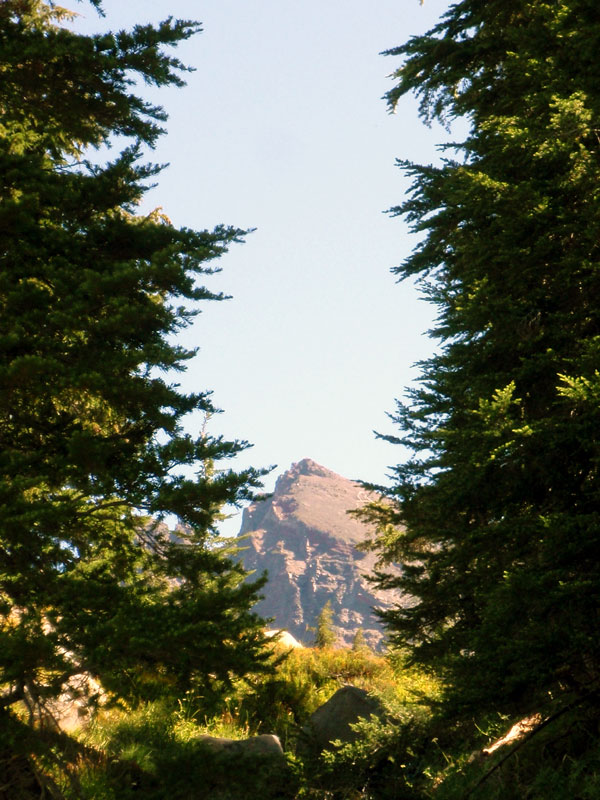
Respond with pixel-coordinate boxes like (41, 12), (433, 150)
(61, 642), (441, 799)
(56, 643), (600, 799)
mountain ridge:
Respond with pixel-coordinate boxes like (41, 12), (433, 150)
(236, 458), (405, 649)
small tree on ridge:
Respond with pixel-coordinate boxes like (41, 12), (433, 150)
(314, 601), (337, 649)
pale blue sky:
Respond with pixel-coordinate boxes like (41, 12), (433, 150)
(74, 0), (453, 533)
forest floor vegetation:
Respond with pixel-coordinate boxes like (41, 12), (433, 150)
(4, 641), (598, 799)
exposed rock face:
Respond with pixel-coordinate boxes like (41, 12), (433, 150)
(237, 458), (404, 649)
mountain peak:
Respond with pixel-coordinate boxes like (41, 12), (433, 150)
(237, 460), (405, 649)
(242, 458), (371, 545)
(272, 458), (340, 497)
(290, 458), (335, 476)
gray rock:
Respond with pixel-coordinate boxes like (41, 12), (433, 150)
(303, 685), (385, 750)
(196, 734), (294, 800)
(198, 733), (284, 759)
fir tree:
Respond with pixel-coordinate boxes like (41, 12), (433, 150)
(363, 0), (600, 717)
(0, 0), (271, 726)
(351, 628), (368, 653)
(314, 601), (336, 649)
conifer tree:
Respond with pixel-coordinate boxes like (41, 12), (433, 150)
(0, 0), (271, 725)
(363, 0), (600, 717)
(314, 601), (336, 649)
(351, 628), (368, 653)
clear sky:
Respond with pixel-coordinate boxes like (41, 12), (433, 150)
(73, 0), (453, 534)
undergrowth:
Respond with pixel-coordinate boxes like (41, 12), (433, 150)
(45, 643), (437, 799)
(10, 641), (599, 799)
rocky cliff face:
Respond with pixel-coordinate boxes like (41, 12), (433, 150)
(236, 458), (404, 649)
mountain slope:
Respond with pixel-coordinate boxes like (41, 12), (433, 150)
(237, 458), (405, 648)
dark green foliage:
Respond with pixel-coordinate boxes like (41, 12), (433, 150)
(0, 709), (59, 799)
(0, 0), (272, 729)
(427, 701), (600, 800)
(362, 0), (600, 720)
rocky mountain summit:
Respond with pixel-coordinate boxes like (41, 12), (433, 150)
(236, 458), (404, 649)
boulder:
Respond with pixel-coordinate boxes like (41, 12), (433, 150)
(196, 734), (294, 799)
(198, 733), (284, 759)
(302, 685), (385, 750)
